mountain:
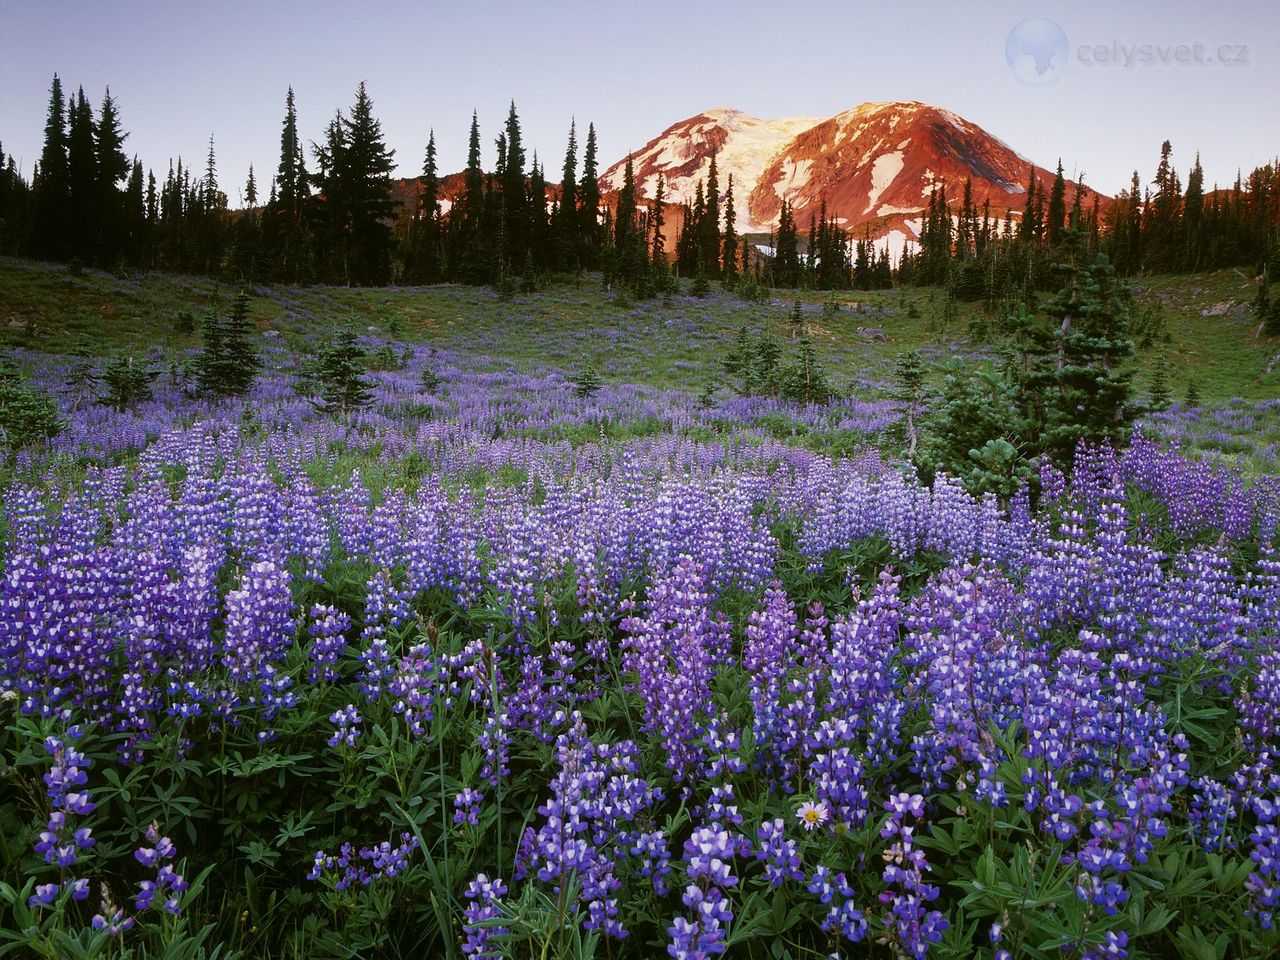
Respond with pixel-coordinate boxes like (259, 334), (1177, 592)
(599, 101), (1107, 259)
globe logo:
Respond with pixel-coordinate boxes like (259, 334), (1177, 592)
(1005, 17), (1069, 85)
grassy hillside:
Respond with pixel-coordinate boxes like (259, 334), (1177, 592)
(1, 255), (1275, 402)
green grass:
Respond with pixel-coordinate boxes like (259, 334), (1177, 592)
(2, 255), (1275, 402)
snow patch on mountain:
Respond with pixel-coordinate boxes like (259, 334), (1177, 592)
(865, 151), (905, 213)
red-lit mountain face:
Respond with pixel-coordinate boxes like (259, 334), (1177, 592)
(390, 102), (1106, 262)
(599, 102), (1106, 259)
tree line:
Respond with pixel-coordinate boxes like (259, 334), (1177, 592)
(897, 148), (1280, 313)
(0, 76), (1276, 295)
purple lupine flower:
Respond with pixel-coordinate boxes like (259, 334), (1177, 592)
(462, 873), (508, 958)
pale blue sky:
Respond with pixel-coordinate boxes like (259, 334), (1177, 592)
(1, 0), (1275, 203)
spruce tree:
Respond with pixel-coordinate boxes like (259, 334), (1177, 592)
(500, 101), (528, 270)
(649, 172), (666, 263)
(916, 361), (1032, 498)
(554, 120), (578, 272)
(270, 87), (310, 282)
(1037, 229), (1137, 461)
(1046, 160), (1067, 247)
(0, 357), (63, 452)
(196, 292), (259, 398)
(93, 88), (129, 263)
(340, 82), (397, 284)
(1181, 153), (1205, 272)
(700, 154), (721, 278)
(891, 350), (928, 455)
(781, 332), (832, 405)
(615, 154), (637, 255)
(314, 329), (374, 417)
(578, 123), (601, 266)
(123, 160), (146, 264)
(1149, 353), (1172, 410)
(571, 362), (603, 399)
(66, 87), (97, 261)
(33, 75), (70, 260)
(405, 130), (441, 283)
(98, 354), (157, 412)
(721, 174), (737, 286)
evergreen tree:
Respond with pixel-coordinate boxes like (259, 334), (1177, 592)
(404, 129), (442, 283)
(721, 174), (737, 285)
(700, 154), (721, 278)
(1181, 153), (1205, 271)
(66, 87), (97, 261)
(1260, 280), (1280, 337)
(578, 122), (601, 267)
(751, 332), (784, 396)
(98, 354), (157, 411)
(614, 154), (637, 256)
(891, 350), (928, 455)
(553, 120), (578, 272)
(33, 75), (70, 259)
(314, 83), (397, 284)
(1046, 159), (1066, 247)
(1146, 140), (1182, 271)
(499, 101), (528, 271)
(270, 87), (311, 282)
(916, 361), (1032, 499)
(1037, 229), (1137, 461)
(275, 87), (308, 215)
(0, 357), (62, 452)
(526, 157), (549, 280)
(1149, 353), (1172, 410)
(722, 325), (758, 395)
(781, 332), (832, 405)
(123, 159), (146, 264)
(314, 329), (374, 417)
(571, 361), (603, 400)
(196, 292), (259, 398)
(196, 135), (227, 274)
(649, 172), (666, 263)
(773, 200), (799, 287)
(449, 111), (490, 282)
(93, 88), (129, 263)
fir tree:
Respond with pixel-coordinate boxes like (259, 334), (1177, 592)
(0, 357), (62, 452)
(781, 332), (832, 405)
(700, 153), (721, 278)
(196, 292), (259, 398)
(314, 329), (374, 417)
(578, 122), (601, 267)
(722, 325), (758, 395)
(33, 75), (70, 259)
(98, 354), (157, 412)
(774, 200), (799, 287)
(721, 174), (737, 286)
(571, 362), (603, 400)
(554, 120), (578, 272)
(500, 101), (528, 270)
(404, 129), (442, 283)
(66, 87), (97, 261)
(649, 172), (666, 263)
(1149, 353), (1172, 410)
(312, 84), (396, 284)
(93, 88), (129, 263)
(1046, 159), (1066, 247)
(891, 350), (928, 455)
(1181, 153), (1205, 271)
(270, 87), (311, 282)
(1037, 229), (1137, 461)
(915, 360), (1032, 498)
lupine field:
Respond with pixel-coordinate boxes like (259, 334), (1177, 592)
(3, 275), (1280, 960)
